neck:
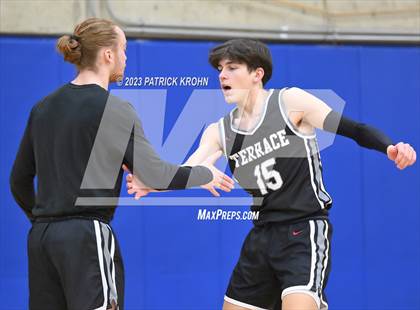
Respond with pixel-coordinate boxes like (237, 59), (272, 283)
(236, 87), (269, 118)
(72, 68), (110, 90)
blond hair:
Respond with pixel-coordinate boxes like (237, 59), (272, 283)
(56, 18), (119, 70)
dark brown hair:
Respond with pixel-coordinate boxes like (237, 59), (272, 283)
(209, 39), (273, 85)
(56, 18), (119, 70)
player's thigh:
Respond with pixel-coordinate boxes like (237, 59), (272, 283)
(225, 226), (280, 309)
(28, 223), (67, 310)
(271, 219), (332, 309)
(46, 219), (124, 310)
(282, 293), (318, 310)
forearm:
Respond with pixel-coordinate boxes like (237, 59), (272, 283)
(124, 125), (212, 190)
(323, 111), (393, 154)
(10, 111), (36, 220)
(108, 99), (213, 190)
(10, 177), (35, 220)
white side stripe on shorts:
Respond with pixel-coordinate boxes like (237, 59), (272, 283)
(93, 220), (108, 310)
(307, 220), (316, 289)
(107, 224), (117, 297)
(319, 220), (330, 309)
(281, 220), (330, 310)
(314, 220), (326, 292)
(101, 223), (118, 306)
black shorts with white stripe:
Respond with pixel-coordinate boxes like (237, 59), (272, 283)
(225, 219), (332, 310)
(28, 218), (124, 310)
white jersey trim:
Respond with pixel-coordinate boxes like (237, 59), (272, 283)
(304, 140), (326, 209)
(307, 139), (332, 207)
(278, 88), (316, 139)
(218, 117), (228, 158)
(229, 89), (274, 135)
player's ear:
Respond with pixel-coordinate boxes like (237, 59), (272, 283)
(254, 67), (265, 84)
(103, 48), (113, 64)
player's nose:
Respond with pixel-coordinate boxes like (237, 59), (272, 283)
(219, 68), (228, 80)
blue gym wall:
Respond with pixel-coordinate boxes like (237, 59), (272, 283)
(0, 37), (419, 310)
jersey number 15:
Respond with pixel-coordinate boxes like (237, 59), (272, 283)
(253, 158), (283, 195)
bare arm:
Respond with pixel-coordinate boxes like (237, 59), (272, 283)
(183, 122), (223, 166)
(282, 87), (331, 131)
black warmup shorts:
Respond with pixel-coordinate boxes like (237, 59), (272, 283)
(27, 218), (124, 310)
(225, 219), (332, 310)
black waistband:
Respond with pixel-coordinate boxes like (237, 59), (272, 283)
(253, 211), (329, 227)
(33, 215), (110, 224)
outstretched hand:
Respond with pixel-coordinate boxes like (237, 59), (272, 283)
(200, 151), (235, 196)
(122, 151), (234, 199)
(387, 142), (416, 170)
(122, 164), (155, 200)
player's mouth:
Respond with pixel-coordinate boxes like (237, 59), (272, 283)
(221, 84), (233, 94)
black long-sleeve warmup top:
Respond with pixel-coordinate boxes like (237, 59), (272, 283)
(10, 83), (212, 223)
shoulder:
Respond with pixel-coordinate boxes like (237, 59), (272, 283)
(107, 93), (132, 108)
(106, 93), (137, 116)
(30, 84), (69, 116)
(281, 87), (323, 113)
(203, 122), (220, 138)
(281, 87), (307, 103)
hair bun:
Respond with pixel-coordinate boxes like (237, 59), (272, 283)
(56, 34), (82, 65)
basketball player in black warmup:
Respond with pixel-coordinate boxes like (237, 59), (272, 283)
(9, 18), (233, 310)
(125, 39), (416, 310)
